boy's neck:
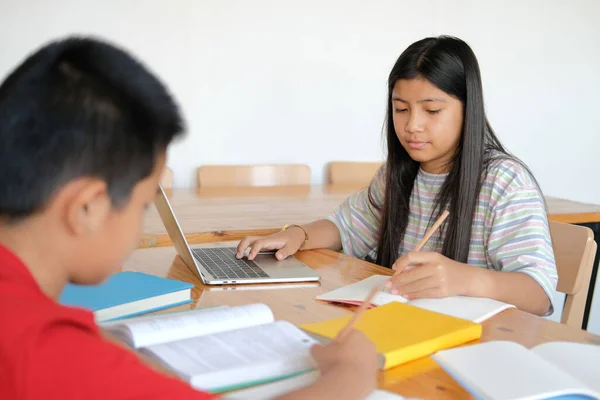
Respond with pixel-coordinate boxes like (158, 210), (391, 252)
(0, 217), (70, 300)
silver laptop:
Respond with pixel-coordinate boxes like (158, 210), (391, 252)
(154, 185), (320, 285)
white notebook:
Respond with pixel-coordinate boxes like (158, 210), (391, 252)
(101, 304), (317, 393)
(224, 370), (410, 400)
(316, 275), (514, 323)
(432, 341), (600, 400)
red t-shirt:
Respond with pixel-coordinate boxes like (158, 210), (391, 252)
(0, 244), (215, 399)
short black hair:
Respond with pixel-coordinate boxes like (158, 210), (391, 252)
(0, 36), (184, 221)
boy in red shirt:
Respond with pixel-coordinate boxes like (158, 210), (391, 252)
(0, 37), (378, 399)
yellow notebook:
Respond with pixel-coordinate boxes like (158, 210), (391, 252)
(301, 302), (482, 370)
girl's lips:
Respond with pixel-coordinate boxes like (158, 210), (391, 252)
(408, 141), (429, 149)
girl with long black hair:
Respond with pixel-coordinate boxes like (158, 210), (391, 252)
(237, 36), (557, 316)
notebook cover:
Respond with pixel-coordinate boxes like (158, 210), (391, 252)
(59, 271), (193, 311)
(301, 302), (482, 369)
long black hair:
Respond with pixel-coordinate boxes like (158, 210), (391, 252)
(370, 35), (510, 268)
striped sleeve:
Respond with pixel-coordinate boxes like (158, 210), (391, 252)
(486, 169), (558, 315)
(326, 166), (385, 259)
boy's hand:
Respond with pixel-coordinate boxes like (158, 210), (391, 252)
(235, 228), (305, 261)
(310, 330), (378, 396)
(388, 251), (478, 299)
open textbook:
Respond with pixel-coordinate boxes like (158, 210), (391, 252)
(432, 341), (600, 400)
(101, 304), (317, 392)
(317, 275), (514, 323)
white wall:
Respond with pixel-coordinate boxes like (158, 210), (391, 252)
(1, 0), (599, 204)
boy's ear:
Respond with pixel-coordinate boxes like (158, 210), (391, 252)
(64, 180), (112, 236)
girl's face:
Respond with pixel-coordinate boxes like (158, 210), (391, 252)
(392, 77), (464, 174)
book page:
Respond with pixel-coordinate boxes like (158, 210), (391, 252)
(223, 371), (409, 399)
(142, 320), (317, 392)
(316, 275), (407, 306)
(533, 342), (600, 394)
(432, 341), (597, 400)
(105, 303), (274, 348)
(408, 296), (514, 323)
(317, 275), (514, 322)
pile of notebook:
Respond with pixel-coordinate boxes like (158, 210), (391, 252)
(311, 275), (600, 400)
(59, 271), (600, 399)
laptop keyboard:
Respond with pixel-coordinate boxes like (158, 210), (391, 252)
(191, 247), (269, 280)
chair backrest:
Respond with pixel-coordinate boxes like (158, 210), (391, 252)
(550, 221), (597, 328)
(197, 164), (311, 188)
(327, 161), (382, 186)
(160, 167), (174, 189)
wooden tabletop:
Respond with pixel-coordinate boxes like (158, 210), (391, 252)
(140, 185), (600, 248)
(124, 242), (600, 399)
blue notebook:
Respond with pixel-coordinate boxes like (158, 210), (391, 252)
(59, 272), (193, 322)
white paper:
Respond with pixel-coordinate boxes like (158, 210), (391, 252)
(317, 274), (514, 322)
(533, 342), (600, 393)
(144, 320), (317, 391)
(408, 296), (514, 323)
(432, 341), (597, 400)
(106, 303), (273, 348)
(316, 275), (408, 305)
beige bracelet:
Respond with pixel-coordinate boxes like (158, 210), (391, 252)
(282, 224), (309, 250)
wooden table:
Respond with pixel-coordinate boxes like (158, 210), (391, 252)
(124, 243), (600, 399)
(140, 185), (600, 248)
(140, 185), (600, 330)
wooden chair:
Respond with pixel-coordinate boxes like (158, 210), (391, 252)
(327, 161), (383, 185)
(197, 164), (311, 188)
(550, 221), (597, 328)
(160, 167), (174, 189)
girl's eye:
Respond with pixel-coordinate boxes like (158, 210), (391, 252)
(426, 109), (442, 114)
(394, 109), (408, 114)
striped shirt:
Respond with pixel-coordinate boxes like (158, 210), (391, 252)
(327, 157), (558, 314)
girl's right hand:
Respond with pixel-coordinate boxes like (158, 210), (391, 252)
(235, 227), (306, 261)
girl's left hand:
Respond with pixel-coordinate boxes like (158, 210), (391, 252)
(388, 252), (477, 300)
